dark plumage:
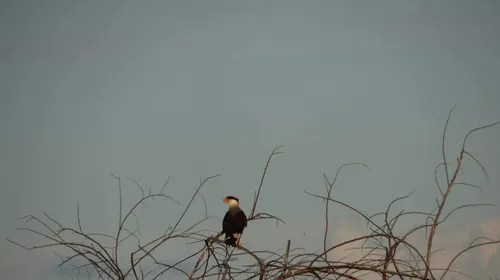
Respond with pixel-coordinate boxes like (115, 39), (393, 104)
(222, 196), (247, 246)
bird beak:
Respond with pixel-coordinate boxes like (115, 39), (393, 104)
(223, 197), (229, 203)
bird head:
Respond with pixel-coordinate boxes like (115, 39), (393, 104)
(223, 196), (240, 208)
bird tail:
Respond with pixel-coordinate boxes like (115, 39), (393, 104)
(224, 235), (237, 246)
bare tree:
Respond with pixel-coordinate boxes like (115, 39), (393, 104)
(7, 107), (500, 280)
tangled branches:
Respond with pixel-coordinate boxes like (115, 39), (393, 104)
(7, 107), (500, 280)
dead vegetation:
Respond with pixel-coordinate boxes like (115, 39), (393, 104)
(7, 107), (500, 280)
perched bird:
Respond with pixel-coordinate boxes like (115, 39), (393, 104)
(222, 196), (247, 246)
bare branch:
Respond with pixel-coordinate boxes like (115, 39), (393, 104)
(250, 145), (284, 218)
(441, 105), (456, 186)
(7, 110), (499, 280)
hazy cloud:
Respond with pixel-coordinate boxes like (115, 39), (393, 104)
(329, 218), (500, 280)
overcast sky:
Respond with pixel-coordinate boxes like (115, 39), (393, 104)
(1, 1), (499, 279)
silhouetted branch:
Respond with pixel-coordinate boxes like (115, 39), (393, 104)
(249, 145), (284, 218)
(7, 108), (499, 280)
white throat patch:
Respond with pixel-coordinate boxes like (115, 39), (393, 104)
(228, 199), (239, 208)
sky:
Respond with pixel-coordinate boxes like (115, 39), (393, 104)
(1, 0), (499, 279)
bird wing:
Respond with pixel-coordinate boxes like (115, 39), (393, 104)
(237, 210), (248, 229)
(222, 211), (231, 232)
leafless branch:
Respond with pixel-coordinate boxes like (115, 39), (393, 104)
(7, 108), (499, 280)
(250, 145), (284, 218)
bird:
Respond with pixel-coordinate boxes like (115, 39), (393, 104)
(222, 196), (247, 247)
